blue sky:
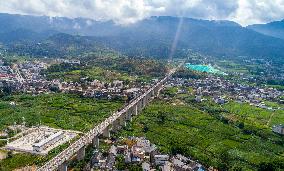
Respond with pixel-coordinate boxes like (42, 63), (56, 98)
(0, 0), (284, 26)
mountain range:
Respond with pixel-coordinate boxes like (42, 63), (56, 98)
(248, 20), (284, 40)
(1, 13), (284, 61)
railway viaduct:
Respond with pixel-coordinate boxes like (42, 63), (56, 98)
(37, 69), (177, 171)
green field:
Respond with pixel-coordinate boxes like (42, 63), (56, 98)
(0, 93), (123, 170)
(119, 95), (284, 170)
(0, 93), (123, 132)
(0, 152), (39, 171)
(223, 102), (284, 128)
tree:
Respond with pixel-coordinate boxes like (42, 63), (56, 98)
(143, 125), (149, 133)
(157, 111), (167, 124)
(7, 151), (13, 158)
(237, 122), (244, 129)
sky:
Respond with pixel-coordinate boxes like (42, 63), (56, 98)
(0, 0), (284, 26)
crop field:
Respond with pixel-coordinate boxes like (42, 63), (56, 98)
(0, 93), (123, 132)
(119, 96), (284, 170)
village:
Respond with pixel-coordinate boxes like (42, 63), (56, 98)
(167, 75), (283, 108)
(89, 136), (206, 171)
(166, 75), (284, 135)
(0, 59), (151, 101)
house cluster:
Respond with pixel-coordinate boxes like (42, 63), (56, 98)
(18, 61), (47, 80)
(91, 137), (206, 171)
(56, 59), (81, 65)
(90, 145), (117, 170)
(0, 60), (19, 89)
(0, 60), (149, 101)
(272, 124), (284, 135)
(0, 65), (17, 80)
(52, 79), (146, 100)
(241, 58), (284, 86)
(0, 61), (49, 93)
(167, 76), (283, 109)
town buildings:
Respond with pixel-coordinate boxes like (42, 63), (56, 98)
(0, 60), (149, 102)
(91, 137), (206, 171)
(166, 76), (283, 110)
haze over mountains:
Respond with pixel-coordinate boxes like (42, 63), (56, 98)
(248, 20), (284, 40)
(1, 13), (284, 61)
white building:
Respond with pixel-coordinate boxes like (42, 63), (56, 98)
(33, 131), (64, 152)
(142, 162), (151, 171)
(195, 96), (202, 102)
(272, 125), (284, 135)
(154, 154), (169, 165)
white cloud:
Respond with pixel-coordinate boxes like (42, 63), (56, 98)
(0, 0), (283, 25)
(231, 0), (284, 25)
(0, 0), (164, 24)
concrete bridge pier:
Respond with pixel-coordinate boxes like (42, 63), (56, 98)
(119, 115), (127, 127)
(153, 87), (157, 97)
(58, 161), (68, 171)
(151, 90), (155, 97)
(77, 146), (86, 161)
(146, 93), (151, 103)
(156, 86), (162, 96)
(142, 96), (147, 108)
(92, 136), (99, 148)
(134, 104), (138, 116)
(126, 109), (132, 122)
(153, 87), (159, 97)
(137, 99), (143, 112)
(112, 120), (120, 132)
(103, 127), (111, 138)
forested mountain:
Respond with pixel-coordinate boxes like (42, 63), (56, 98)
(7, 33), (106, 57)
(0, 13), (121, 37)
(248, 20), (284, 40)
(1, 13), (284, 60)
(95, 17), (284, 59)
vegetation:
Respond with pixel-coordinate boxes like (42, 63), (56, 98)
(0, 152), (39, 171)
(173, 67), (207, 79)
(222, 102), (284, 127)
(115, 155), (142, 171)
(0, 93), (123, 132)
(43, 56), (168, 83)
(119, 91), (284, 170)
(69, 140), (113, 170)
(213, 57), (284, 90)
(0, 91), (123, 170)
(7, 33), (109, 58)
(45, 64), (135, 83)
